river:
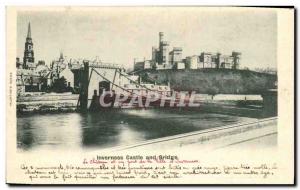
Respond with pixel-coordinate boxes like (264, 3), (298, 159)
(17, 109), (258, 151)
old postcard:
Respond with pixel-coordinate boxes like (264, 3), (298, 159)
(6, 6), (294, 184)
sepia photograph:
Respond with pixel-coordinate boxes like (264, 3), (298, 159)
(6, 6), (294, 185)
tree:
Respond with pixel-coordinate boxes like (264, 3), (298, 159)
(207, 86), (219, 100)
(52, 76), (68, 93)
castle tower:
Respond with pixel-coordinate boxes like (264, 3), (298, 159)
(152, 46), (158, 62)
(23, 22), (35, 69)
(216, 53), (221, 69)
(232, 51), (241, 70)
(159, 32), (164, 44)
(158, 32), (169, 66)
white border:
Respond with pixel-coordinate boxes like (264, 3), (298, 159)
(0, 0), (297, 189)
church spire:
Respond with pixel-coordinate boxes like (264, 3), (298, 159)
(59, 51), (64, 62)
(23, 22), (35, 69)
(27, 22), (31, 38)
(60, 51), (64, 60)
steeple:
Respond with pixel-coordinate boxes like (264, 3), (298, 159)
(27, 22), (31, 39)
(59, 51), (64, 62)
(60, 52), (63, 60)
(23, 22), (35, 69)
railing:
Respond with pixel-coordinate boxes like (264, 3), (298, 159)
(68, 60), (124, 70)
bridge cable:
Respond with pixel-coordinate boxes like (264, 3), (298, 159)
(91, 68), (146, 98)
(116, 70), (166, 95)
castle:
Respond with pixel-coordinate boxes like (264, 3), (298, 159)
(134, 32), (241, 71)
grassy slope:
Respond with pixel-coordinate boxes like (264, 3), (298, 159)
(140, 68), (277, 94)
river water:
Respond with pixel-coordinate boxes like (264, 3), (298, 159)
(17, 109), (257, 151)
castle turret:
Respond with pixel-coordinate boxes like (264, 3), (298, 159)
(158, 32), (169, 65)
(159, 32), (164, 44)
(232, 51), (241, 69)
(216, 52), (221, 69)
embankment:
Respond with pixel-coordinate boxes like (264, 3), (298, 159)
(140, 68), (277, 94)
(17, 93), (79, 114)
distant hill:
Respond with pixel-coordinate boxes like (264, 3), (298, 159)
(139, 68), (277, 94)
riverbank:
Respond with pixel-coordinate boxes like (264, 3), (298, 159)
(17, 92), (79, 114)
(17, 93), (263, 116)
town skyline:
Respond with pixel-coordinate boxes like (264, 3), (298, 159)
(17, 7), (277, 70)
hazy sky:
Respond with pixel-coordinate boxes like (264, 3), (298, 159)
(17, 7), (277, 69)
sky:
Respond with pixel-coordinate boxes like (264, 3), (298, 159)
(17, 7), (277, 70)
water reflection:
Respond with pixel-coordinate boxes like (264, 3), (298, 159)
(17, 113), (82, 150)
(17, 109), (257, 151)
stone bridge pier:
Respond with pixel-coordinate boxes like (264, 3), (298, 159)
(261, 89), (278, 117)
(71, 61), (128, 111)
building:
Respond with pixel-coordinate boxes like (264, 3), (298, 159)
(152, 47), (159, 63)
(197, 51), (241, 69)
(16, 23), (50, 95)
(185, 55), (199, 69)
(50, 52), (67, 82)
(16, 57), (22, 69)
(175, 62), (185, 70)
(134, 32), (242, 71)
(16, 65), (50, 95)
(144, 60), (152, 69)
(23, 22), (36, 70)
(231, 51), (241, 69)
(134, 58), (153, 71)
(145, 32), (174, 70)
(35, 60), (50, 77)
(169, 47), (183, 68)
(16, 69), (42, 95)
(36, 52), (75, 93)
(134, 61), (146, 71)
(60, 67), (74, 88)
(199, 52), (214, 68)
(219, 54), (233, 69)
(158, 32), (169, 66)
